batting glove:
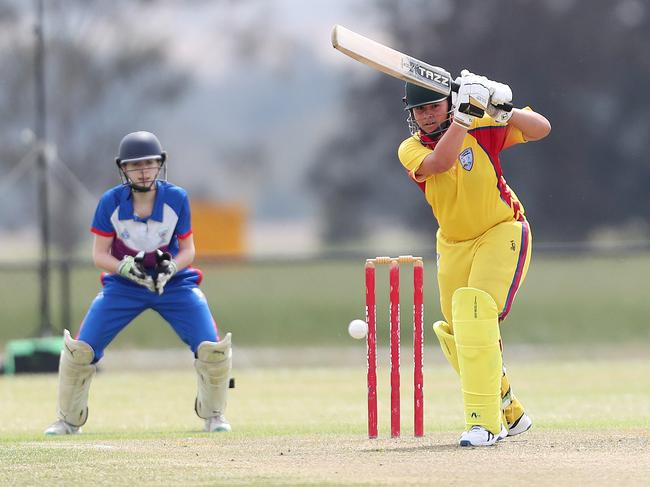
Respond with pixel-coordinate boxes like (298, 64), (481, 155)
(453, 71), (490, 128)
(459, 69), (513, 124)
(117, 252), (156, 292)
(154, 249), (177, 295)
(486, 81), (513, 123)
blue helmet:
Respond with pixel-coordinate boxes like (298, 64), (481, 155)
(115, 131), (167, 192)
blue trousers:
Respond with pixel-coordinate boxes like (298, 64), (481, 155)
(77, 269), (219, 362)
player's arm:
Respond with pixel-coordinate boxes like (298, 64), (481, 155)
(415, 74), (490, 178)
(174, 234), (196, 270)
(92, 234), (120, 273)
(507, 108), (551, 141)
(477, 71), (551, 141)
(414, 123), (469, 177)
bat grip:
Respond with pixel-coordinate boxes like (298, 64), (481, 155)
(451, 81), (513, 112)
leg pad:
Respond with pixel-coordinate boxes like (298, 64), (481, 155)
(433, 320), (460, 374)
(57, 329), (96, 427)
(194, 333), (232, 419)
(452, 288), (502, 434)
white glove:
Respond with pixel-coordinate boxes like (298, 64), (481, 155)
(154, 249), (177, 295)
(460, 69), (514, 123)
(117, 252), (156, 292)
(486, 84), (513, 123)
(453, 71), (490, 128)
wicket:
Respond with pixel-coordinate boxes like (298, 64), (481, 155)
(365, 255), (424, 439)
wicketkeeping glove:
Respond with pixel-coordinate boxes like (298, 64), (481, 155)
(154, 249), (177, 295)
(117, 252), (156, 292)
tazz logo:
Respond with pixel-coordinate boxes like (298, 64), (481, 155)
(404, 60), (450, 89)
(459, 148), (474, 171)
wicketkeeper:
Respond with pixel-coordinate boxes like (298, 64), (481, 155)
(45, 131), (232, 435)
(398, 70), (551, 446)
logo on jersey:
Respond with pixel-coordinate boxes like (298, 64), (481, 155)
(158, 228), (170, 243)
(459, 148), (474, 171)
(120, 230), (130, 240)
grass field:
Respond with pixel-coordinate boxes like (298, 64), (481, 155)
(1, 350), (649, 486)
(1, 253), (650, 348)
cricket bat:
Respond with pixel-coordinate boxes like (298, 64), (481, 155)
(331, 25), (512, 115)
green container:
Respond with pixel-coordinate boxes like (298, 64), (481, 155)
(3, 336), (63, 375)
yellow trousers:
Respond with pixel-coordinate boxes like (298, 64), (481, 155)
(435, 219), (532, 433)
(436, 219), (532, 324)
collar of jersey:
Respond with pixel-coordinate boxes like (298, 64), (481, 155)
(117, 181), (165, 222)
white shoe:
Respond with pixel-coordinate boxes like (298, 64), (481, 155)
(459, 425), (507, 447)
(507, 413), (532, 437)
(44, 419), (81, 435)
(204, 414), (231, 432)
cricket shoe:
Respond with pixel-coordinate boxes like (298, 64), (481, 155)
(44, 419), (81, 435)
(204, 414), (231, 433)
(459, 425), (507, 447)
(507, 412), (533, 437)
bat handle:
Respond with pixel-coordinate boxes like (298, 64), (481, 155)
(451, 81), (513, 112)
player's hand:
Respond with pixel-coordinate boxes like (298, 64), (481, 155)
(117, 252), (156, 292)
(460, 69), (513, 123)
(453, 71), (490, 128)
(154, 249), (177, 295)
(486, 81), (513, 123)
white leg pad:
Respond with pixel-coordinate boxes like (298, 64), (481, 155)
(194, 332), (232, 419)
(57, 329), (96, 427)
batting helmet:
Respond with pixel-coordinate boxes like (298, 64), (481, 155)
(115, 131), (167, 165)
(403, 82), (449, 110)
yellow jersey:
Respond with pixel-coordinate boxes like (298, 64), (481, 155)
(398, 111), (530, 241)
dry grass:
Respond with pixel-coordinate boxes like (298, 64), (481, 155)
(1, 350), (649, 486)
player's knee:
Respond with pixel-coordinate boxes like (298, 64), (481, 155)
(195, 333), (232, 382)
(196, 332), (231, 363)
(452, 288), (501, 352)
(452, 287), (498, 322)
(62, 329), (95, 365)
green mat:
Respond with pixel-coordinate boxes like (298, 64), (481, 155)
(3, 336), (63, 374)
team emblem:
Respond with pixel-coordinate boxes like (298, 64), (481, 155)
(459, 148), (474, 171)
(120, 230), (130, 240)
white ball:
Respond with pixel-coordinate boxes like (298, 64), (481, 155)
(348, 319), (368, 340)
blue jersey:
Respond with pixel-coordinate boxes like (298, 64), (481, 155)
(79, 180), (219, 360)
(90, 181), (192, 268)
